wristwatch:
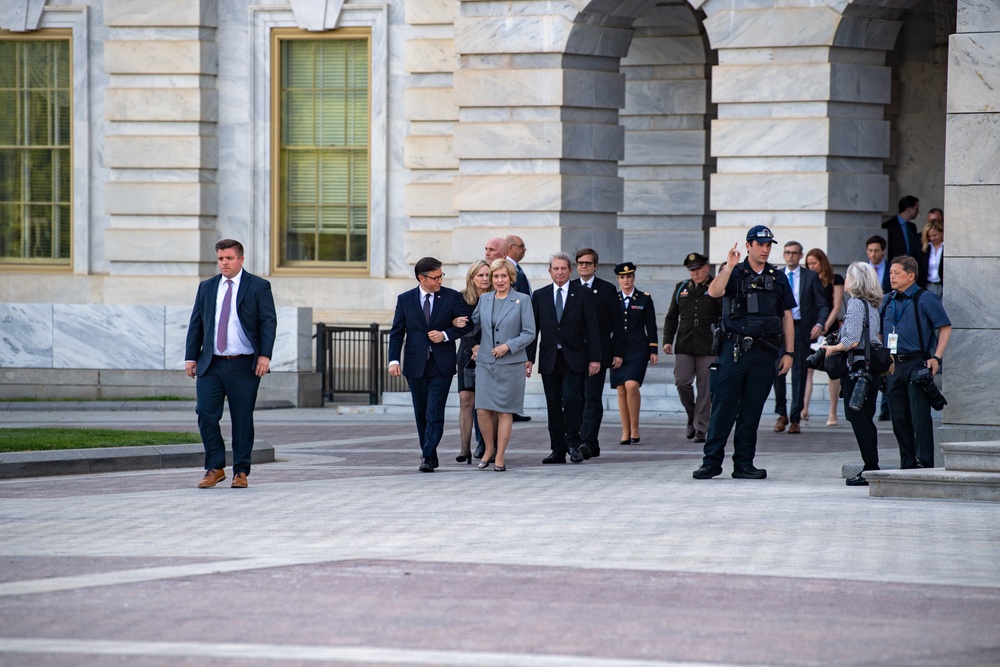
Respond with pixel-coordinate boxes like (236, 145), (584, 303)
(783, 351), (794, 357)
(931, 355), (942, 363)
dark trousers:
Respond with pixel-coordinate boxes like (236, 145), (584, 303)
(541, 350), (585, 456)
(885, 358), (935, 468)
(196, 355), (262, 475)
(580, 365), (608, 450)
(702, 342), (776, 470)
(407, 361), (453, 460)
(773, 319), (808, 423)
(842, 370), (880, 470)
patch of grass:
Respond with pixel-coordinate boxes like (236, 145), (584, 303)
(2, 396), (190, 402)
(0, 428), (201, 453)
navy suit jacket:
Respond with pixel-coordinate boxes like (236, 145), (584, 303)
(185, 271), (277, 377)
(514, 263), (532, 296)
(388, 286), (471, 378)
(791, 267), (831, 341)
(882, 215), (928, 287)
(528, 281), (600, 375)
(582, 276), (625, 367)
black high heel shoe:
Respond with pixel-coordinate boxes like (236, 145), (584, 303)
(477, 460), (491, 470)
(456, 452), (472, 464)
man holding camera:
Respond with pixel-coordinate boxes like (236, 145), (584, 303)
(880, 255), (951, 469)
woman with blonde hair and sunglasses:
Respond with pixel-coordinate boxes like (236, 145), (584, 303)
(454, 260), (492, 463)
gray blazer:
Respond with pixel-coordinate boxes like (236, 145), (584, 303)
(471, 289), (536, 366)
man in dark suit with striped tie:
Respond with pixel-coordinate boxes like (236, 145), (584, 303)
(186, 239), (277, 489)
(388, 257), (473, 472)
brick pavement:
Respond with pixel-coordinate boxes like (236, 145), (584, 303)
(0, 407), (998, 666)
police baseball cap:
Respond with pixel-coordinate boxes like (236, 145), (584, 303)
(746, 225), (776, 243)
(683, 252), (708, 269)
(614, 262), (636, 275)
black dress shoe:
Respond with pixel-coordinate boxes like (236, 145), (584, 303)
(579, 445), (592, 460)
(732, 466), (767, 479)
(692, 465), (723, 479)
(592, 446), (600, 458)
(419, 458), (434, 473)
(512, 413), (531, 422)
(473, 443), (486, 459)
(845, 473), (869, 486)
(431, 455), (440, 469)
(686, 425), (696, 439)
(629, 437), (640, 445)
(542, 452), (566, 464)
(693, 431), (706, 443)
(569, 448), (583, 463)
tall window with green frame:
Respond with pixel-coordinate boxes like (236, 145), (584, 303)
(0, 37), (72, 265)
(278, 35), (369, 267)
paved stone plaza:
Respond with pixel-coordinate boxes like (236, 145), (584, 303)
(1, 406), (998, 666)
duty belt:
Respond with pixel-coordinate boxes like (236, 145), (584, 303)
(723, 332), (781, 353)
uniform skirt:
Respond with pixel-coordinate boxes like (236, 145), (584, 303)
(610, 357), (648, 388)
(474, 361), (525, 413)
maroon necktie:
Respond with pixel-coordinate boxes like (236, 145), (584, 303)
(216, 279), (233, 352)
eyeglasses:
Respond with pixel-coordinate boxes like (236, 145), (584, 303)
(576, 261), (595, 267)
(420, 273), (445, 282)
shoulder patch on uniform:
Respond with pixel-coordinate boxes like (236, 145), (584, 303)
(643, 291), (650, 296)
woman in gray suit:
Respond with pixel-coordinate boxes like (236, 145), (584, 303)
(471, 258), (536, 471)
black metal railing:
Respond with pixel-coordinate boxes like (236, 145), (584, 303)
(315, 323), (408, 404)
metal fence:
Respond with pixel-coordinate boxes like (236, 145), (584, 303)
(315, 323), (407, 404)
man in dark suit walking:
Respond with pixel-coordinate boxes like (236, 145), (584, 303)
(867, 235), (892, 294)
(186, 239), (277, 489)
(528, 252), (601, 464)
(388, 257), (472, 472)
(882, 195), (927, 288)
(773, 241), (830, 434)
(574, 248), (623, 459)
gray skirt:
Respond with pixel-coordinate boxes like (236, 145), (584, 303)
(474, 361), (526, 414)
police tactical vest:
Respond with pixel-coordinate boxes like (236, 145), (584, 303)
(724, 263), (783, 337)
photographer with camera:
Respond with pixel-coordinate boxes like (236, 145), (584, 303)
(819, 262), (885, 485)
(879, 255), (952, 469)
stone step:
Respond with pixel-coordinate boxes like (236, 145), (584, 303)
(941, 442), (1000, 473)
(864, 469), (1000, 502)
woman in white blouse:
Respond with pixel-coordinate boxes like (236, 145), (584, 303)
(921, 213), (944, 299)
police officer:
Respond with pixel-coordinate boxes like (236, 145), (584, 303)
(662, 252), (722, 443)
(693, 226), (795, 480)
(610, 262), (658, 445)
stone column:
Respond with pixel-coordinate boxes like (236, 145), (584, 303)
(938, 0), (1000, 442)
(449, 2), (627, 273)
(401, 0), (460, 271)
(704, 5), (896, 266)
(102, 0), (219, 281)
(620, 2), (713, 292)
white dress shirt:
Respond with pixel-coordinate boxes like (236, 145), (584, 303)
(214, 269), (254, 356)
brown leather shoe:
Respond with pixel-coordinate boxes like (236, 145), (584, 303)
(198, 469), (225, 488)
(774, 416), (788, 432)
(788, 422), (801, 434)
(231, 472), (248, 488)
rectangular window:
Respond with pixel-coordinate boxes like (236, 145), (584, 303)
(0, 33), (72, 266)
(273, 29), (370, 271)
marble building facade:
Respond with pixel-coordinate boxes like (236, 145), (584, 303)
(0, 0), (995, 437)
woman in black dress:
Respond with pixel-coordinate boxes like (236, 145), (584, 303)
(455, 260), (491, 463)
(609, 262), (658, 445)
(803, 248), (844, 426)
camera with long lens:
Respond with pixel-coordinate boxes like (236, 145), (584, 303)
(806, 334), (839, 370)
(847, 368), (871, 412)
(910, 366), (948, 410)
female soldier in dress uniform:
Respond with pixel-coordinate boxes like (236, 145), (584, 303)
(610, 262), (658, 444)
